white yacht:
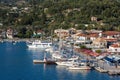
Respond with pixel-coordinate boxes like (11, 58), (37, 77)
(68, 62), (91, 70)
(52, 51), (67, 60)
(55, 56), (80, 66)
(27, 40), (52, 49)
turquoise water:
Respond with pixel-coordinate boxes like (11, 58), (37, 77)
(0, 41), (119, 80)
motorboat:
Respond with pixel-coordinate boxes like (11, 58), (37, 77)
(56, 56), (80, 66)
(68, 62), (91, 70)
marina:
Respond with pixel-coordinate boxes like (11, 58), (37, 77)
(0, 41), (120, 80)
(1, 0), (120, 80)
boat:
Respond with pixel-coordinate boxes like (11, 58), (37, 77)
(95, 67), (108, 73)
(45, 47), (54, 53)
(27, 40), (52, 49)
(52, 50), (68, 60)
(56, 56), (80, 66)
(68, 62), (91, 70)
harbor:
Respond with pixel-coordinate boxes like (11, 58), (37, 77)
(0, 0), (120, 80)
(0, 41), (120, 80)
(31, 39), (120, 76)
(1, 38), (120, 76)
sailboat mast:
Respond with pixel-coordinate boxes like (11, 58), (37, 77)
(59, 28), (62, 51)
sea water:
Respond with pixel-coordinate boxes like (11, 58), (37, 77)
(0, 41), (119, 80)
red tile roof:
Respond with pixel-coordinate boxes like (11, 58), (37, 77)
(87, 33), (99, 37)
(105, 38), (117, 42)
(103, 31), (120, 36)
(111, 43), (120, 48)
(76, 33), (87, 36)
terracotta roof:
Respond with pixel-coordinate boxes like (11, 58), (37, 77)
(103, 31), (120, 36)
(76, 33), (87, 36)
(87, 33), (99, 37)
(105, 38), (117, 42)
(111, 43), (120, 48)
(93, 38), (106, 42)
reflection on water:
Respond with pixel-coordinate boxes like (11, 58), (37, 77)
(28, 48), (45, 60)
(56, 65), (66, 69)
(28, 48), (51, 58)
(68, 69), (90, 76)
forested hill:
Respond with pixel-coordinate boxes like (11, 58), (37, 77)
(0, 0), (120, 31)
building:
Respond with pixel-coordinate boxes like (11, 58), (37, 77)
(91, 16), (97, 22)
(102, 31), (120, 39)
(92, 38), (107, 48)
(6, 28), (13, 39)
(74, 33), (91, 44)
(54, 29), (69, 39)
(33, 30), (44, 38)
(108, 43), (120, 54)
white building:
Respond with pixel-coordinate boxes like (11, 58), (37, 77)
(54, 29), (69, 39)
(92, 38), (107, 49)
(6, 28), (13, 39)
(108, 43), (120, 54)
(74, 33), (91, 44)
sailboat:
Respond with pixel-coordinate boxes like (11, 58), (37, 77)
(51, 28), (68, 60)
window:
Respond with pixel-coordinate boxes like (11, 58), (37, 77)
(115, 49), (117, 51)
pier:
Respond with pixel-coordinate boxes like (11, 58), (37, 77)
(33, 59), (56, 65)
(95, 67), (108, 73)
(94, 60), (120, 75)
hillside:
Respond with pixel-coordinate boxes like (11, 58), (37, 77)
(0, 0), (120, 35)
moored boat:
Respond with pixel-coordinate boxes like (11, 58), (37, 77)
(68, 62), (91, 70)
(56, 56), (79, 66)
(27, 40), (52, 49)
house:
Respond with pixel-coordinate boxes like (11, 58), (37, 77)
(91, 16), (97, 22)
(105, 38), (118, 48)
(102, 31), (120, 39)
(74, 33), (91, 44)
(87, 33), (99, 41)
(33, 30), (44, 38)
(92, 38), (107, 48)
(54, 29), (69, 39)
(6, 28), (14, 39)
(108, 43), (120, 54)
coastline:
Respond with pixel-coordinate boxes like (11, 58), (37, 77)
(0, 38), (32, 42)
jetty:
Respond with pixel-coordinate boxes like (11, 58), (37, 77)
(33, 59), (56, 65)
(95, 67), (108, 73)
(94, 60), (120, 75)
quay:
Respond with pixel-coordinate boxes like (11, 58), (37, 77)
(95, 67), (108, 73)
(74, 47), (120, 76)
(33, 59), (56, 65)
(94, 60), (120, 75)
(108, 70), (120, 75)
(33, 60), (45, 64)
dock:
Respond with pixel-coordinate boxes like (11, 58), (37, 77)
(33, 59), (57, 65)
(33, 60), (45, 64)
(95, 67), (108, 73)
(108, 70), (120, 75)
(94, 60), (120, 75)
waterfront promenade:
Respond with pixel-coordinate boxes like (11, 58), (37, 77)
(74, 47), (120, 75)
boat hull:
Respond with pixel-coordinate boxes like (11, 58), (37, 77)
(68, 66), (91, 70)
